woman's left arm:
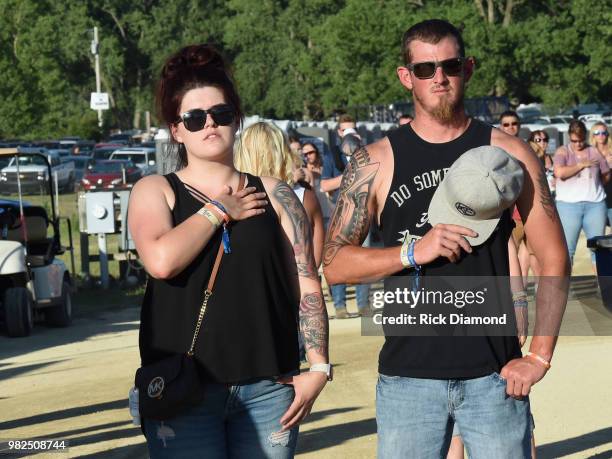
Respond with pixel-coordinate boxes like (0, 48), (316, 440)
(264, 178), (329, 431)
(596, 147), (611, 184)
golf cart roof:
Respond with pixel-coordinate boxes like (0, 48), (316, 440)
(0, 148), (19, 156)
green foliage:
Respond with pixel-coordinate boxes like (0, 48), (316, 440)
(0, 0), (609, 139)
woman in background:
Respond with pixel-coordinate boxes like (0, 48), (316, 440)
(554, 120), (610, 270)
(235, 121), (324, 268)
(590, 122), (612, 226)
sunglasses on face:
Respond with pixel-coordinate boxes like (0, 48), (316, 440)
(502, 122), (519, 128)
(303, 150), (317, 155)
(176, 104), (235, 132)
(593, 130), (609, 136)
(570, 138), (584, 144)
(407, 57), (465, 79)
(534, 138), (549, 143)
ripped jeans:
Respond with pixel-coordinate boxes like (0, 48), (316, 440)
(144, 377), (298, 458)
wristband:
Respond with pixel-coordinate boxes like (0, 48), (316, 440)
(407, 240), (420, 272)
(525, 351), (551, 369)
(205, 202), (230, 225)
(210, 200), (231, 223)
(400, 236), (411, 268)
(196, 207), (221, 229)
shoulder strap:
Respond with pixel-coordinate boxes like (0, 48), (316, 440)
(187, 173), (245, 356)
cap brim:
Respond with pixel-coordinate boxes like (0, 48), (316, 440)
(428, 185), (501, 247)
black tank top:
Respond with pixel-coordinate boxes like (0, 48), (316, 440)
(139, 173), (300, 383)
(379, 120), (521, 379)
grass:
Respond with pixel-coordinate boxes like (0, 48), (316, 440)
(5, 191), (144, 310)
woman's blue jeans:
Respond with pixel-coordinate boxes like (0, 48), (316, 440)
(556, 200), (607, 264)
(144, 378), (298, 458)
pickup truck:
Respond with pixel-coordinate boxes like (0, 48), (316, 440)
(109, 147), (157, 176)
(0, 147), (75, 194)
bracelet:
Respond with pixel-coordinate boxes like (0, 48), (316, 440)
(205, 202), (230, 224)
(210, 200), (231, 221)
(400, 236), (411, 268)
(196, 207), (221, 229)
(407, 240), (420, 272)
(512, 290), (527, 301)
(525, 351), (551, 369)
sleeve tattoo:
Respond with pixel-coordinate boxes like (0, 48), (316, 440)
(536, 170), (558, 221)
(273, 181), (318, 279)
(299, 292), (329, 357)
(323, 147), (380, 266)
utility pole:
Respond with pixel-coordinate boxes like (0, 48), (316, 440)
(91, 27), (102, 128)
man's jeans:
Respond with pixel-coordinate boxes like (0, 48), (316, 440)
(376, 373), (531, 459)
(557, 200), (607, 264)
(144, 378), (298, 459)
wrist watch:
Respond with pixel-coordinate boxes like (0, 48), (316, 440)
(309, 363), (333, 381)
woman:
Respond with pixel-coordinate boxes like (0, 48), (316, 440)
(518, 131), (554, 287)
(554, 120), (610, 269)
(128, 44), (329, 458)
(234, 121), (325, 268)
(590, 122), (612, 225)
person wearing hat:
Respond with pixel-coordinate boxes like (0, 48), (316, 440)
(323, 19), (568, 458)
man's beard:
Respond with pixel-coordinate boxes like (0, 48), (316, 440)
(415, 86), (463, 123)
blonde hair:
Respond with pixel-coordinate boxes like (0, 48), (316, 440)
(234, 122), (301, 186)
(589, 122), (610, 151)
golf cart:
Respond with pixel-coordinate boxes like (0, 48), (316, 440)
(0, 148), (74, 337)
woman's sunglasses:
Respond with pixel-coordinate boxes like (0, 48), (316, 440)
(177, 104), (235, 132)
(407, 57), (465, 79)
(534, 138), (549, 143)
(593, 130), (609, 136)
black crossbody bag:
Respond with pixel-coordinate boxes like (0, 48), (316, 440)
(134, 174), (243, 420)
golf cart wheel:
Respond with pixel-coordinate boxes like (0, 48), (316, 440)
(45, 280), (72, 327)
(4, 287), (33, 337)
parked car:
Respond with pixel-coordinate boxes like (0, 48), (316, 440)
(81, 159), (143, 190)
(61, 155), (93, 183)
(109, 147), (157, 176)
(92, 143), (122, 161)
(0, 147), (75, 194)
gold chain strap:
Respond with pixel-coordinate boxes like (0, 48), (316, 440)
(187, 289), (212, 356)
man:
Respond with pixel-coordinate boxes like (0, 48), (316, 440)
(499, 110), (521, 137)
(398, 113), (413, 125)
(321, 114), (372, 318)
(323, 19), (568, 457)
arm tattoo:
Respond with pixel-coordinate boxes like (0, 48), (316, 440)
(323, 147), (380, 266)
(273, 181), (318, 279)
(536, 170), (558, 221)
(299, 292), (329, 358)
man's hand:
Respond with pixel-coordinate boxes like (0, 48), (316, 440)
(499, 357), (548, 398)
(413, 223), (477, 264)
(278, 371), (327, 431)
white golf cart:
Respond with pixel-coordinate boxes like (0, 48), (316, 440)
(0, 148), (74, 337)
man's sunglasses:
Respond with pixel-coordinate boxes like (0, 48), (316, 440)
(303, 149), (317, 155)
(176, 105), (235, 132)
(407, 57), (465, 79)
(534, 138), (549, 143)
(502, 122), (519, 127)
(593, 130), (609, 136)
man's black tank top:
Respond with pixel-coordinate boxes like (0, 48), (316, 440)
(139, 173), (300, 383)
(379, 120), (521, 379)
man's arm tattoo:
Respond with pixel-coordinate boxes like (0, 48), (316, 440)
(323, 147), (380, 266)
(299, 292), (329, 358)
(273, 181), (318, 279)
(536, 170), (558, 221)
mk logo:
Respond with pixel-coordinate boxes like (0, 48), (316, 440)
(455, 202), (475, 217)
(148, 376), (165, 398)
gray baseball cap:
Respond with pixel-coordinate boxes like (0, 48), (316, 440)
(428, 145), (524, 246)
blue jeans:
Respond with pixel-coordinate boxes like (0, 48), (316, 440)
(329, 230), (371, 311)
(376, 373), (531, 458)
(144, 378), (298, 458)
(556, 200), (607, 263)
